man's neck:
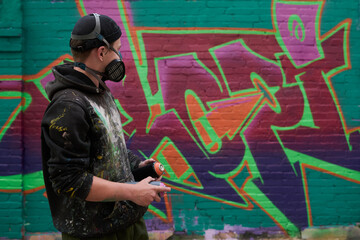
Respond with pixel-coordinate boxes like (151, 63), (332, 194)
(74, 66), (100, 88)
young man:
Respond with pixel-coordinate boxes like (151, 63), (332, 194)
(41, 13), (170, 239)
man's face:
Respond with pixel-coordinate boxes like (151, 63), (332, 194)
(103, 38), (122, 67)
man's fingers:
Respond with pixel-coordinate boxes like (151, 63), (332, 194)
(154, 194), (161, 202)
(141, 176), (154, 184)
(145, 158), (156, 164)
(155, 176), (163, 181)
(155, 186), (171, 193)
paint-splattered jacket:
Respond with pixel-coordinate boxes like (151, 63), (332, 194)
(41, 63), (147, 237)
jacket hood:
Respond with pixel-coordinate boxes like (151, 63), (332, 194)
(46, 63), (102, 100)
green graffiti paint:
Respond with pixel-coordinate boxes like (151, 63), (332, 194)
(0, 91), (31, 141)
(288, 14), (306, 42)
(306, 168), (360, 226)
(127, 0), (273, 29)
(0, 192), (23, 239)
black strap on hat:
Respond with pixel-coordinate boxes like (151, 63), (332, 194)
(71, 13), (112, 50)
(71, 13), (122, 60)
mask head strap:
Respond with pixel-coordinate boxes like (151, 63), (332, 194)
(71, 13), (102, 40)
(67, 61), (110, 92)
(71, 13), (121, 59)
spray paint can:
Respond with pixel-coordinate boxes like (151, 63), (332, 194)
(132, 162), (165, 181)
(126, 181), (166, 197)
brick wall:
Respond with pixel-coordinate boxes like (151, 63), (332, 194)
(0, 0), (359, 239)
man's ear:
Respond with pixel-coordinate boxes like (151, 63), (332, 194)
(97, 46), (106, 61)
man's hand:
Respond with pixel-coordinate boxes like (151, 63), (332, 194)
(130, 177), (171, 207)
(138, 158), (156, 168)
(138, 158), (163, 181)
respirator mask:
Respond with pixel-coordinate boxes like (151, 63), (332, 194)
(102, 57), (125, 83)
(85, 46), (125, 83)
(70, 13), (125, 83)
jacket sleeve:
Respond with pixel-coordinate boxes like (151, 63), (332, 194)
(42, 100), (93, 200)
(127, 150), (142, 171)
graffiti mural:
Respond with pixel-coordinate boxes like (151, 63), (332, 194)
(0, 0), (359, 238)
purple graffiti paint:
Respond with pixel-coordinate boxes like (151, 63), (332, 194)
(275, 2), (323, 67)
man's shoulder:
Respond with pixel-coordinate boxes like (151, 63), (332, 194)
(47, 88), (91, 114)
(52, 88), (87, 103)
